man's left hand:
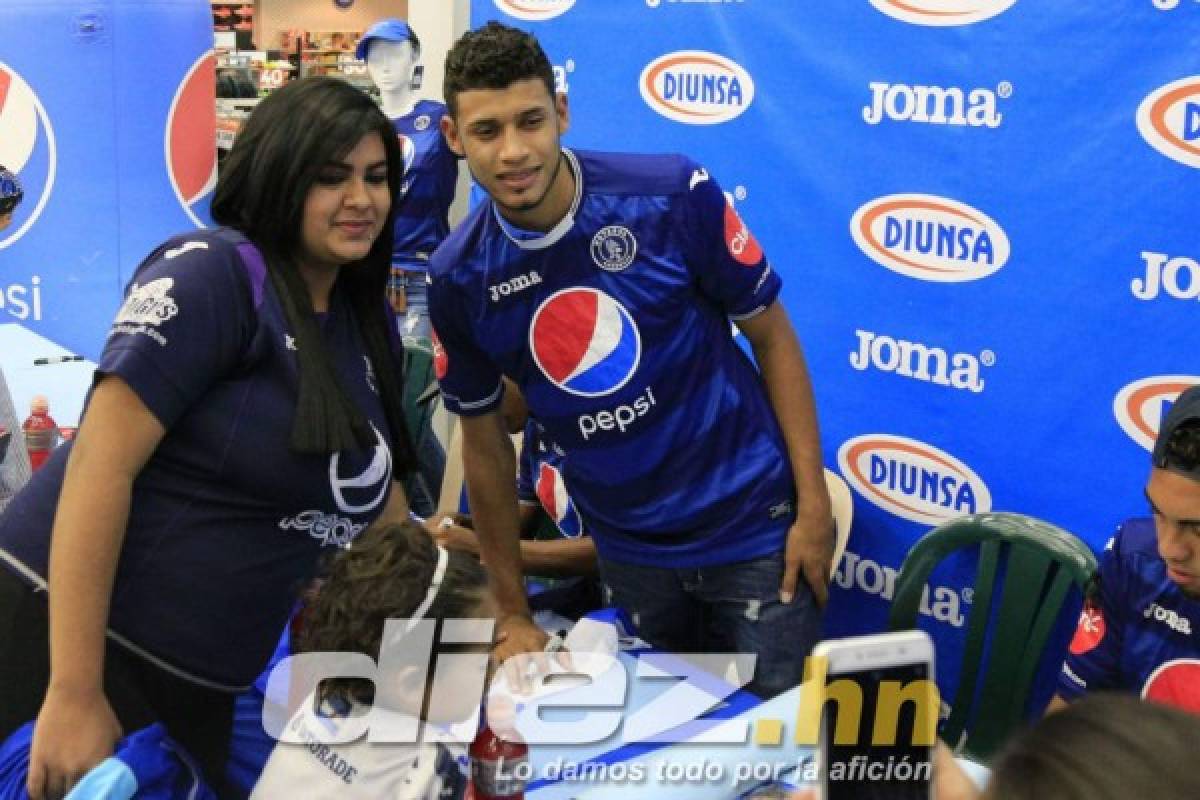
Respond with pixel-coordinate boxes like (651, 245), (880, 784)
(781, 505), (835, 608)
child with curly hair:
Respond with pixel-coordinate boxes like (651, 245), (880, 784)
(251, 520), (495, 799)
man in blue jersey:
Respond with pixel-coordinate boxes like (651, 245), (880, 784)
(428, 22), (832, 697)
(1050, 386), (1200, 714)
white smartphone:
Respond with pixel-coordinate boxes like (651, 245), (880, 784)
(814, 630), (936, 800)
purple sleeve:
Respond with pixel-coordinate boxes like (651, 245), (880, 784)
(427, 274), (503, 417)
(1058, 536), (1125, 699)
(97, 236), (253, 429)
(681, 160), (782, 320)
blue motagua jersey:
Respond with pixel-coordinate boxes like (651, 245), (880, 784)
(429, 149), (795, 567)
(1058, 518), (1200, 713)
(517, 420), (584, 539)
(392, 100), (458, 271)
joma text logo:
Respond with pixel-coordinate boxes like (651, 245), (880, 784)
(1133, 251), (1200, 301)
(850, 329), (993, 393)
(863, 81), (1010, 128)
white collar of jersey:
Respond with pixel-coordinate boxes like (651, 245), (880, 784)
(492, 148), (582, 251)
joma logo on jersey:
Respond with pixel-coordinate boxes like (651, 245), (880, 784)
(1144, 603), (1193, 635)
(850, 330), (992, 393)
(1133, 251), (1200, 301)
(868, 0), (1017, 26)
(833, 549), (967, 627)
(863, 81), (1008, 128)
(488, 270), (543, 303)
(850, 194), (1009, 282)
(838, 434), (992, 526)
(639, 51), (755, 125)
(1137, 76), (1200, 169)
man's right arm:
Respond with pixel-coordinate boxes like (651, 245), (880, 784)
(459, 411), (549, 665)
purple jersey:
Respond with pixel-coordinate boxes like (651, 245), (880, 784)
(429, 149), (794, 567)
(0, 229), (399, 690)
(1058, 518), (1200, 713)
(392, 100), (458, 271)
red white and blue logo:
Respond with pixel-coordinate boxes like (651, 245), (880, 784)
(398, 133), (415, 195)
(166, 51), (217, 228)
(1142, 659), (1200, 714)
(529, 288), (641, 398)
(0, 62), (56, 249)
(535, 462), (584, 538)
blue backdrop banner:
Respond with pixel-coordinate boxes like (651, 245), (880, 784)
(471, 0), (1200, 713)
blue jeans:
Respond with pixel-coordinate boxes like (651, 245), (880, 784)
(598, 551), (820, 698)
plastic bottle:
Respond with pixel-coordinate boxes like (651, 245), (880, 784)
(468, 694), (528, 800)
(22, 395), (59, 471)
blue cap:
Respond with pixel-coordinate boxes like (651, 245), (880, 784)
(0, 166), (22, 214)
(356, 19), (417, 61)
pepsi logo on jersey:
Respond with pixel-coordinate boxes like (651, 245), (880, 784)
(850, 193), (1009, 283)
(0, 62), (57, 249)
(1136, 76), (1200, 169)
(1113, 376), (1200, 452)
(166, 52), (218, 228)
(838, 434), (992, 526)
(536, 463), (584, 537)
(639, 51), (754, 126)
(529, 288), (656, 442)
(868, 0), (1017, 26)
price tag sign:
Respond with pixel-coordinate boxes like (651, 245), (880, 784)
(259, 67), (287, 90)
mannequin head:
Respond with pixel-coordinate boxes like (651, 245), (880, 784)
(357, 19), (422, 117)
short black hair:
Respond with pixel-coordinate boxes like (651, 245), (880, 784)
(443, 21), (555, 117)
(1161, 419), (1200, 476)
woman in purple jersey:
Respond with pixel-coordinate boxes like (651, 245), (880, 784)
(0, 77), (415, 798)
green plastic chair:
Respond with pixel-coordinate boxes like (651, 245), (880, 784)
(399, 336), (442, 516)
(887, 512), (1098, 762)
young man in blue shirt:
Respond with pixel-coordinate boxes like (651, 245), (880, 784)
(428, 22), (832, 697)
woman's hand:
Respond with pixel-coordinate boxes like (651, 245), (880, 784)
(27, 684), (121, 800)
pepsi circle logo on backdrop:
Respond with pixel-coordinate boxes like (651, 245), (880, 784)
(494, 0), (576, 22)
(1136, 76), (1200, 169)
(868, 0), (1017, 27)
(0, 62), (56, 249)
(529, 288), (641, 398)
(639, 51), (755, 125)
(536, 463), (584, 537)
(166, 51), (217, 229)
(838, 433), (992, 526)
(849, 193), (1010, 282)
(1113, 375), (1200, 452)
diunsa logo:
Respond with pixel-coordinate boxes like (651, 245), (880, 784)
(639, 51), (754, 125)
(869, 0), (1017, 26)
(494, 0), (576, 21)
(850, 193), (1009, 282)
(1136, 76), (1200, 169)
(1113, 375), (1200, 452)
(838, 434), (991, 526)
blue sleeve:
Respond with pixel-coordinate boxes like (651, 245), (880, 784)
(1058, 534), (1125, 699)
(427, 273), (503, 417)
(96, 235), (253, 429)
(680, 159), (782, 320)
(516, 424), (537, 504)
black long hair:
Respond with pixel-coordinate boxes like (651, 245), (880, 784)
(211, 76), (414, 471)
